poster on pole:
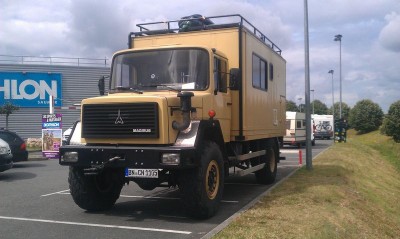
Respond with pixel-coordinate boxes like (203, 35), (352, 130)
(42, 113), (62, 159)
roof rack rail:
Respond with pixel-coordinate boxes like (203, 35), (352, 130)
(128, 14), (282, 55)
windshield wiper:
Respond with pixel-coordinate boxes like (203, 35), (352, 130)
(142, 84), (181, 92)
(112, 86), (143, 94)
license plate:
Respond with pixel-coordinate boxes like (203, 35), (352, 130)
(125, 168), (158, 178)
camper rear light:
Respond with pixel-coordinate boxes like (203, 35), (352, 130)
(61, 152), (79, 162)
(161, 153), (180, 165)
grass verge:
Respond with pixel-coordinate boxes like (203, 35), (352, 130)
(214, 130), (400, 239)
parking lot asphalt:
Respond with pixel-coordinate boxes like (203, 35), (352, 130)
(27, 151), (47, 161)
(2, 140), (332, 239)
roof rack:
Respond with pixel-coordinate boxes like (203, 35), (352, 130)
(129, 14), (282, 55)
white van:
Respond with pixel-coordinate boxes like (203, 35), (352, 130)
(312, 114), (334, 140)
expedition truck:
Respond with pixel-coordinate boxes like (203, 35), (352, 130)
(59, 14), (286, 219)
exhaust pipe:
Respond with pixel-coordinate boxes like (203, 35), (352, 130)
(172, 92), (194, 131)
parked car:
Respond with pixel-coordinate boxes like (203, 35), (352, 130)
(0, 138), (13, 172)
(0, 130), (28, 162)
(62, 127), (73, 145)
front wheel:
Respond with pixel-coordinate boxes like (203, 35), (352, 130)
(179, 142), (224, 219)
(68, 167), (125, 211)
(254, 140), (278, 184)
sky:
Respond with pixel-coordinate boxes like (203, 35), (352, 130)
(1, 0), (399, 112)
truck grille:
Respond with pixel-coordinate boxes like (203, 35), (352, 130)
(82, 103), (159, 138)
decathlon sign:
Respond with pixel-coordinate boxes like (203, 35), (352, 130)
(0, 72), (62, 107)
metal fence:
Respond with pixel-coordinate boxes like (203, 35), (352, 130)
(0, 55), (109, 67)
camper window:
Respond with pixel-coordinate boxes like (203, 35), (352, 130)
(269, 63), (274, 81)
(252, 53), (268, 91)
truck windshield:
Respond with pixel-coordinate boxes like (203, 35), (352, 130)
(110, 49), (209, 92)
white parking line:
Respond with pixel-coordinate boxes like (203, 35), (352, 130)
(279, 164), (302, 168)
(0, 216), (191, 235)
(120, 195), (238, 203)
(42, 191), (239, 203)
(280, 149), (299, 154)
(120, 195), (180, 200)
(41, 189), (69, 197)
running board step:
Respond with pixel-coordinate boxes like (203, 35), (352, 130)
(228, 150), (266, 162)
(234, 163), (266, 177)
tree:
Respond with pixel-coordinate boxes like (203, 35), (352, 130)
(286, 100), (299, 112)
(311, 100), (328, 115)
(381, 100), (400, 142)
(328, 102), (351, 119)
(349, 99), (383, 134)
(0, 101), (20, 130)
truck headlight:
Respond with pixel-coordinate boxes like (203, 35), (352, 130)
(61, 152), (79, 162)
(0, 147), (8, 154)
(161, 153), (180, 165)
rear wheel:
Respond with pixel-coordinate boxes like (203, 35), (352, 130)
(179, 142), (224, 219)
(68, 167), (124, 211)
(254, 140), (278, 184)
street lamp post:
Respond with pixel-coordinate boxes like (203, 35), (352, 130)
(298, 97), (302, 112)
(310, 89), (315, 114)
(328, 70), (334, 118)
(304, 0), (312, 170)
(334, 34), (342, 119)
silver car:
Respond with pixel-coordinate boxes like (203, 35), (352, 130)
(0, 138), (13, 172)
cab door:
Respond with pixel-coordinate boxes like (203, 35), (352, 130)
(213, 56), (231, 142)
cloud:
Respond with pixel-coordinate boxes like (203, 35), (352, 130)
(0, 1), (70, 55)
(379, 12), (400, 52)
(1, 0), (400, 112)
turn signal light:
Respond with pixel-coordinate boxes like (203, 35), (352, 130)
(61, 152), (79, 162)
(161, 153), (180, 165)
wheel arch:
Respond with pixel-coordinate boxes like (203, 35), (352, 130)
(174, 120), (227, 160)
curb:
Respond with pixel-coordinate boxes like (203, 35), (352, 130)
(201, 166), (301, 239)
(201, 146), (332, 239)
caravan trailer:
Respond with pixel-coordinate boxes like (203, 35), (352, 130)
(284, 111), (315, 147)
(284, 111), (306, 147)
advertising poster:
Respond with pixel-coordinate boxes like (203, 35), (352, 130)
(42, 113), (62, 159)
(0, 72), (62, 108)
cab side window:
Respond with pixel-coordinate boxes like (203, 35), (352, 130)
(214, 57), (228, 93)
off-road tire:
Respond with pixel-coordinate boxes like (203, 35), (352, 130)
(68, 166), (124, 211)
(254, 141), (278, 184)
(179, 141), (224, 219)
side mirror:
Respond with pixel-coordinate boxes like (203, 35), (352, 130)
(229, 68), (240, 90)
(98, 76), (105, 95)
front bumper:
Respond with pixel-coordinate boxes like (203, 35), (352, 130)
(0, 154), (13, 172)
(59, 144), (197, 169)
(314, 132), (333, 138)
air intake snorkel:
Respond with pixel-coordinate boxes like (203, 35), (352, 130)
(172, 91), (194, 131)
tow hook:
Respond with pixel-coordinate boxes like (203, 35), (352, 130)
(84, 156), (121, 176)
